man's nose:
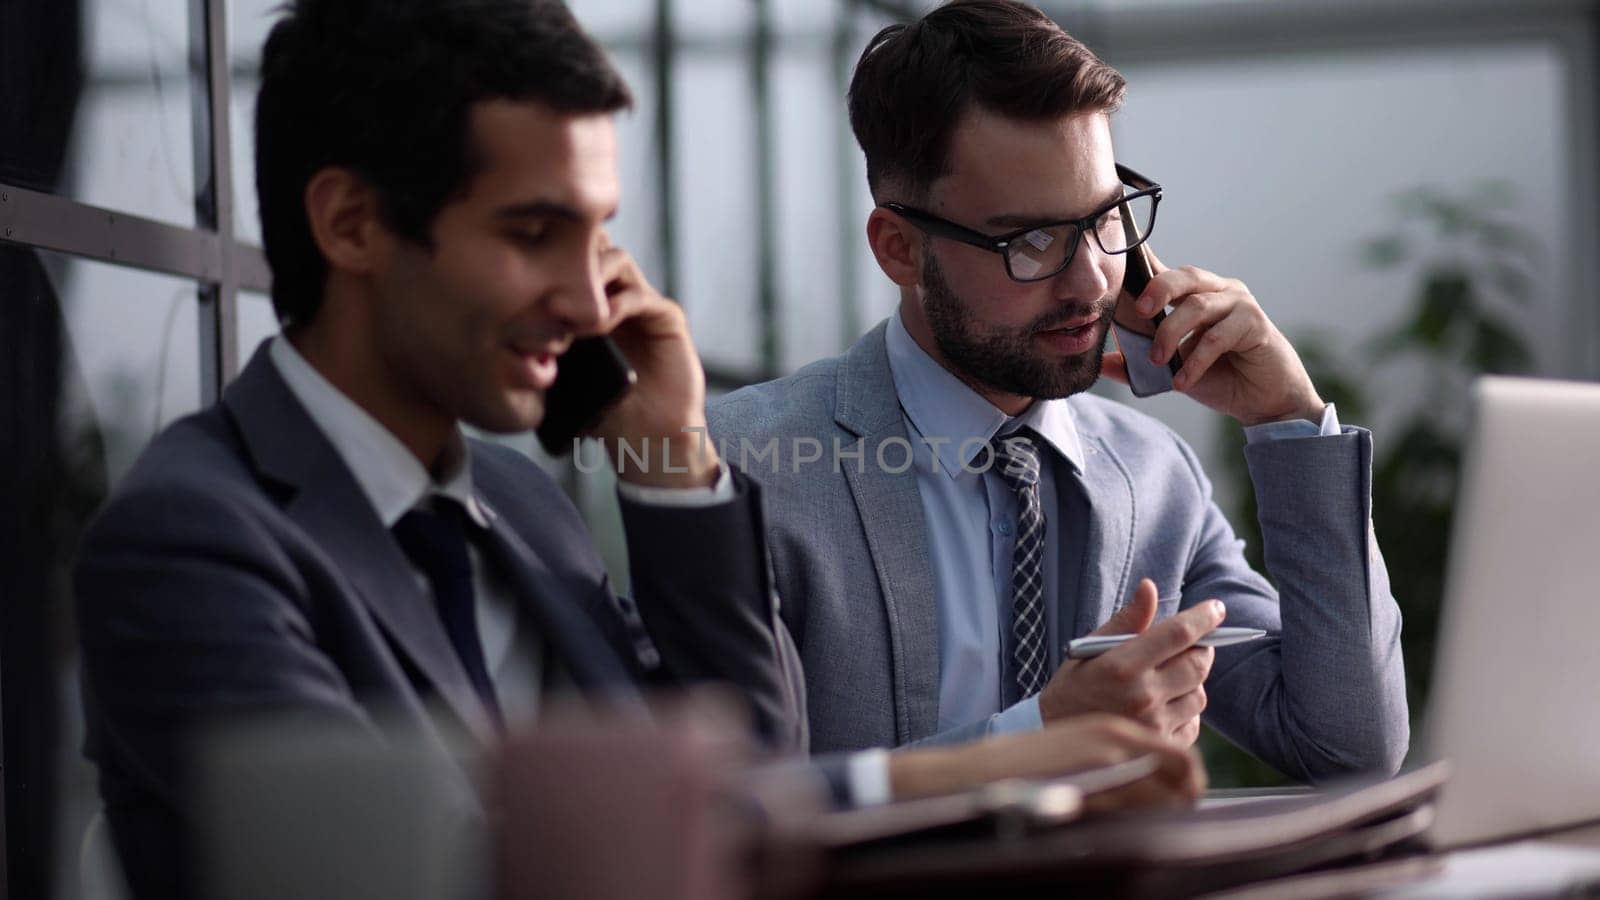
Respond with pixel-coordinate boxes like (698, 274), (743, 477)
(548, 252), (610, 336)
(1050, 234), (1114, 303)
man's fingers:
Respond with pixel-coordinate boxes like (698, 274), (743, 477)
(606, 294), (689, 347)
(1170, 717), (1201, 748)
(597, 243), (631, 289)
(1104, 599), (1224, 670)
(596, 249), (685, 340)
(1089, 578), (1159, 637)
(1164, 683), (1208, 727)
(1155, 647), (1214, 699)
(1083, 745), (1204, 812)
(1149, 290), (1229, 365)
(1139, 743), (1207, 804)
(1136, 264), (1230, 317)
(1085, 778), (1170, 813)
(1173, 313), (1254, 390)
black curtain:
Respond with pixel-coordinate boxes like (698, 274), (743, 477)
(0, 1), (87, 897)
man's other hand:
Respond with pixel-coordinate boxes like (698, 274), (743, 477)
(887, 714), (1205, 809)
(1037, 578), (1221, 747)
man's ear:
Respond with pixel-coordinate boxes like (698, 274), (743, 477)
(866, 207), (922, 288)
(304, 167), (388, 278)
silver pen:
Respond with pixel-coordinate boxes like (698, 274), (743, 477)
(1066, 626), (1268, 660)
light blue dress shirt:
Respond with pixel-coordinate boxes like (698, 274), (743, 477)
(882, 313), (1340, 739)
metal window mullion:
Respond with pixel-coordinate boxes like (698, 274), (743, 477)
(1073, 0), (1598, 65)
(190, 0), (238, 404)
(1568, 12), (1600, 378)
(653, 0), (680, 301)
(0, 184), (222, 279)
(834, 7), (861, 349)
(232, 240), (272, 294)
(752, 0), (780, 378)
(856, 0), (920, 23)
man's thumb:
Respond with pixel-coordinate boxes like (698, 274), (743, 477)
(1092, 578), (1159, 636)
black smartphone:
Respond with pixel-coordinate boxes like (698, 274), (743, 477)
(535, 335), (638, 456)
(1109, 203), (1182, 397)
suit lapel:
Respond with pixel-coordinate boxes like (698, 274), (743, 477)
(222, 346), (498, 745)
(1070, 427), (1137, 638)
(470, 502), (638, 699)
(835, 324), (942, 743)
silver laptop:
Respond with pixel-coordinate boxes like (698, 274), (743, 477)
(1423, 375), (1600, 847)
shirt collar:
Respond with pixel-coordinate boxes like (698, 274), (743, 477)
(268, 336), (489, 529)
(885, 311), (1086, 478)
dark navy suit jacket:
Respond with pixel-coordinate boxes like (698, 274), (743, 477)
(74, 346), (809, 898)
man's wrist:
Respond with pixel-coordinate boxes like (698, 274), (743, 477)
(1239, 393), (1326, 428)
(1243, 402), (1342, 445)
(1037, 682), (1086, 724)
(887, 744), (976, 801)
(610, 428), (721, 489)
(989, 695), (1044, 735)
(1295, 395), (1328, 425)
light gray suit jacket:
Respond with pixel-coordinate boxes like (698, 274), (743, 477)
(708, 321), (1409, 782)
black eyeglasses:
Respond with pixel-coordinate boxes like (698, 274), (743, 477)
(880, 163), (1162, 284)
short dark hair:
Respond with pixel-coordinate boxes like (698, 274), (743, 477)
(847, 0), (1126, 202)
(255, 0), (633, 327)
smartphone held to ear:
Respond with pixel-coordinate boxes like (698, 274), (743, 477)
(1109, 218), (1182, 398)
(535, 336), (637, 456)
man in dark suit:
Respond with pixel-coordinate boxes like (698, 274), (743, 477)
(74, 1), (1204, 896)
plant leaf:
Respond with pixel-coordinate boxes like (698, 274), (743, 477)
(1484, 260), (1534, 304)
(1469, 317), (1533, 374)
(1407, 269), (1473, 349)
(1361, 235), (1409, 268)
(1475, 220), (1540, 261)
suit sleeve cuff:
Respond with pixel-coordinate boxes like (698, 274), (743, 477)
(1243, 402), (1342, 444)
(613, 463), (735, 507)
(846, 748), (894, 807)
(988, 695), (1044, 735)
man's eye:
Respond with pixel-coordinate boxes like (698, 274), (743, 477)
(509, 228), (549, 249)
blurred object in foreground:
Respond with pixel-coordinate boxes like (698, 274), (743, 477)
(492, 692), (820, 900)
(196, 712), (487, 900)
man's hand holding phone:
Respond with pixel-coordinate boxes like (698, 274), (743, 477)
(580, 240), (721, 489)
(1036, 579), (1223, 747)
(1101, 248), (1326, 427)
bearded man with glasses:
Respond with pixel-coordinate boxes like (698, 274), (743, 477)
(708, 0), (1408, 791)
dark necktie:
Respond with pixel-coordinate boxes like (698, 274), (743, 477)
(391, 498), (503, 729)
(993, 431), (1048, 700)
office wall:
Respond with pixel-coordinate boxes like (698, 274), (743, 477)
(1111, 42), (1579, 509)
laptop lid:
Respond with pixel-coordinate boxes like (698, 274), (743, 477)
(1424, 376), (1600, 847)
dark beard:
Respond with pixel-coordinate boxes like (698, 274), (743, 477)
(921, 248), (1110, 400)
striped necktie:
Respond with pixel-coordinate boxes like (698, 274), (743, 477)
(992, 431), (1048, 699)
